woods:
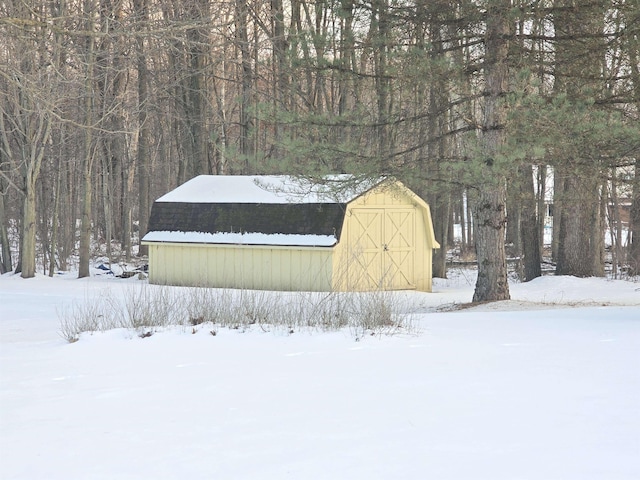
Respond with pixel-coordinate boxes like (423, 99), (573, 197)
(1, 0), (639, 300)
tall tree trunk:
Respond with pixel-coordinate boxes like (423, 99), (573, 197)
(519, 165), (542, 281)
(427, 11), (452, 279)
(19, 115), (51, 279)
(536, 165), (547, 257)
(337, 0), (355, 117)
(78, 134), (94, 278)
(607, 174), (621, 277)
(506, 182), (522, 268)
(631, 159), (640, 276)
(471, 0), (511, 302)
(553, 0), (606, 277)
(459, 195), (467, 254)
(555, 169), (602, 277)
(372, 0), (391, 168)
(134, 0), (150, 257)
(0, 172), (12, 274)
(101, 165), (112, 262)
(236, 0), (254, 167)
(186, 0), (210, 176)
(592, 179), (605, 276)
(78, 4), (96, 279)
(0, 3), (52, 278)
(271, 0), (289, 110)
(95, 0), (127, 262)
(627, 22), (640, 276)
(48, 161), (62, 277)
(551, 169), (562, 263)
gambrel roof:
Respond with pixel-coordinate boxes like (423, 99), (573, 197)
(142, 175), (382, 247)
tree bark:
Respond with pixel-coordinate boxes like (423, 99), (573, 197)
(552, 0), (607, 277)
(555, 168), (602, 277)
(631, 159), (640, 276)
(432, 194), (451, 278)
(78, 138), (94, 278)
(627, 20), (640, 276)
(134, 0), (150, 257)
(536, 165), (547, 257)
(236, 0), (254, 167)
(19, 114), (51, 279)
(472, 0), (511, 302)
(0, 168), (12, 274)
(48, 162), (62, 277)
(78, 4), (96, 279)
(519, 165), (542, 281)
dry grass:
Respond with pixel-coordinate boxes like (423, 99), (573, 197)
(58, 284), (418, 342)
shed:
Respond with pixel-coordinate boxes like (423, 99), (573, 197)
(142, 175), (440, 291)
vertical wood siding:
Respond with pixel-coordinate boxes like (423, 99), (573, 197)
(148, 243), (333, 291)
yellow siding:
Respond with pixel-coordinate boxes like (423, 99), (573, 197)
(147, 243), (333, 291)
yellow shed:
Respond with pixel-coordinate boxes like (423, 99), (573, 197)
(142, 175), (439, 292)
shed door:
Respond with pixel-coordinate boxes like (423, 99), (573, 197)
(349, 209), (384, 288)
(384, 208), (415, 289)
(349, 208), (416, 289)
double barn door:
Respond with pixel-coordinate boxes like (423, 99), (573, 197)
(348, 208), (416, 290)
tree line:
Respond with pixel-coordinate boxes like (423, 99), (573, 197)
(1, 0), (639, 302)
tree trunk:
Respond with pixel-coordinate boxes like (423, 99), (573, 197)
(459, 195), (467, 254)
(519, 165), (542, 281)
(506, 183), (521, 253)
(78, 150), (94, 278)
(606, 176), (623, 278)
(0, 182), (12, 274)
(630, 159), (640, 276)
(627, 23), (640, 276)
(236, 0), (254, 167)
(19, 124), (50, 279)
(186, 0), (210, 177)
(536, 165), (547, 257)
(48, 163), (62, 277)
(427, 12), (451, 279)
(472, 188), (510, 302)
(551, 170), (562, 263)
(78, 9), (96, 279)
(134, 0), (150, 257)
(373, 0), (392, 168)
(472, 0), (511, 302)
(592, 179), (605, 277)
(553, 0), (606, 278)
(432, 194), (451, 278)
(555, 169), (603, 277)
(20, 184), (38, 278)
(506, 181), (521, 279)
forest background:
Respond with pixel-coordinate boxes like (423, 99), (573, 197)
(1, 0), (639, 302)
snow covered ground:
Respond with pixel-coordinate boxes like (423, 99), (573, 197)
(1, 270), (639, 480)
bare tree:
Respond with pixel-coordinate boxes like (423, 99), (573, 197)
(0, 3), (55, 278)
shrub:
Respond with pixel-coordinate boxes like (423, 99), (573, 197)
(58, 284), (418, 342)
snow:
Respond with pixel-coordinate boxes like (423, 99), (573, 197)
(141, 230), (337, 247)
(156, 175), (377, 204)
(1, 270), (639, 480)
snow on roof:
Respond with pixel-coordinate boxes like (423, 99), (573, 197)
(142, 231), (337, 247)
(155, 175), (381, 204)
